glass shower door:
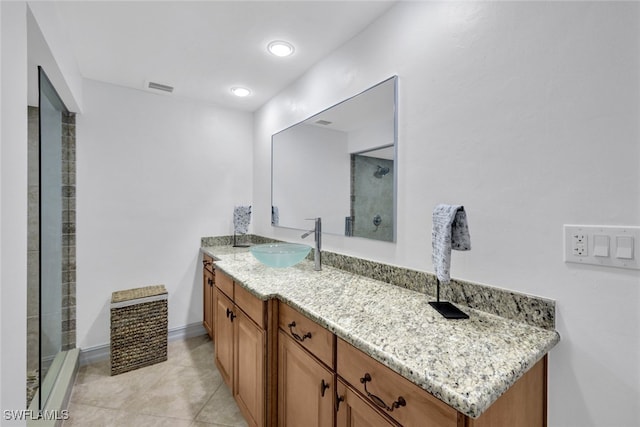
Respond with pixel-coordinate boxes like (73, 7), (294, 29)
(38, 66), (67, 410)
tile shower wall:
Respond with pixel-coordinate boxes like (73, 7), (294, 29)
(27, 107), (76, 405)
(61, 111), (76, 351)
(27, 107), (40, 374)
(351, 155), (394, 241)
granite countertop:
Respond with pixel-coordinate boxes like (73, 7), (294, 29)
(201, 245), (560, 419)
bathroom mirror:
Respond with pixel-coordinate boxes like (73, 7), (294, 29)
(271, 76), (397, 242)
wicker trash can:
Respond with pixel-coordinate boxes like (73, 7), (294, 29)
(110, 284), (168, 375)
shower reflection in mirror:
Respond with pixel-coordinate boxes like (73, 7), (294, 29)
(349, 146), (394, 241)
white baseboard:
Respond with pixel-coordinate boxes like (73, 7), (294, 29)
(79, 322), (207, 366)
(168, 321), (207, 342)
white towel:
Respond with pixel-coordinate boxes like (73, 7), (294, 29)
(432, 204), (471, 284)
(233, 206), (251, 234)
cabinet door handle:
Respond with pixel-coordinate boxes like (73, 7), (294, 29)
(336, 394), (345, 412)
(226, 307), (236, 321)
(320, 379), (330, 397)
(287, 321), (312, 342)
(207, 278), (213, 286)
(359, 373), (406, 412)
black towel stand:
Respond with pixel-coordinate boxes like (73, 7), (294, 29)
(232, 232), (250, 248)
(429, 278), (469, 319)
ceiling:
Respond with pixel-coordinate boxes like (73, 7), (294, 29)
(53, 1), (397, 112)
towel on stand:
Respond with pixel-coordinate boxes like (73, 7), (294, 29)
(432, 204), (471, 284)
(233, 206), (252, 234)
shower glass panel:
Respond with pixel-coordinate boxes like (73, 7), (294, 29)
(38, 66), (68, 410)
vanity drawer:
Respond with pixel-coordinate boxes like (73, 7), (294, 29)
(278, 302), (335, 368)
(337, 338), (459, 427)
(234, 284), (266, 329)
(216, 270), (234, 299)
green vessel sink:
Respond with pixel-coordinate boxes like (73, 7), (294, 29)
(250, 243), (311, 268)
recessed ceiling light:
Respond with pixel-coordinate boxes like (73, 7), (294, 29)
(268, 40), (295, 57)
(231, 87), (251, 97)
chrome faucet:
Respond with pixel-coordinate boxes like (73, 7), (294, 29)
(301, 217), (321, 271)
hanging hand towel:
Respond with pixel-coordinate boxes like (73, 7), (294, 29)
(233, 206), (252, 234)
(432, 204), (471, 284)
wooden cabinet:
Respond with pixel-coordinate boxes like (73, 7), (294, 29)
(337, 338), (459, 427)
(336, 379), (398, 427)
(465, 356), (547, 427)
(214, 271), (267, 427)
(214, 288), (234, 387)
(202, 254), (215, 338)
(206, 266), (549, 427)
(278, 330), (334, 427)
(337, 337), (547, 427)
(277, 302), (336, 427)
(278, 302), (334, 367)
(235, 307), (266, 427)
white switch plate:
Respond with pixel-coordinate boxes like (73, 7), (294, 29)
(564, 225), (640, 270)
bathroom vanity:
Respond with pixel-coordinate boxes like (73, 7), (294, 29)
(201, 245), (559, 427)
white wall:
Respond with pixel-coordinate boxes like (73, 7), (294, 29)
(26, 1), (83, 112)
(347, 118), (394, 154)
(272, 124), (349, 233)
(254, 2), (639, 426)
(76, 79), (253, 349)
(1, 2), (28, 424)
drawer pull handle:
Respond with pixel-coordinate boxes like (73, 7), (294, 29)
(226, 308), (236, 321)
(287, 321), (312, 342)
(321, 379), (330, 397)
(359, 373), (406, 412)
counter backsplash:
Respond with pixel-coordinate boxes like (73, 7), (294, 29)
(201, 235), (555, 330)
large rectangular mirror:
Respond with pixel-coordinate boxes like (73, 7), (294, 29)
(271, 76), (397, 242)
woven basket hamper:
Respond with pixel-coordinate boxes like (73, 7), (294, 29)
(110, 285), (168, 375)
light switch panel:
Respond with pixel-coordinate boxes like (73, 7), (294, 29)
(564, 225), (640, 270)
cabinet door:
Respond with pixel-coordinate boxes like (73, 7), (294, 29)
(278, 331), (334, 427)
(215, 289), (234, 388)
(234, 308), (266, 427)
(203, 267), (214, 338)
(336, 380), (398, 427)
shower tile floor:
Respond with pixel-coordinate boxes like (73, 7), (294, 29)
(63, 335), (247, 427)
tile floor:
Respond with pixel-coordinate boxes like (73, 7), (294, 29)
(63, 335), (248, 427)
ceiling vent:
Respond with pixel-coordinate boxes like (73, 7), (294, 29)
(315, 119), (332, 126)
(145, 81), (174, 94)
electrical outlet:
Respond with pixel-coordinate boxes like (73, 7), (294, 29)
(572, 233), (587, 256)
(564, 225), (640, 270)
